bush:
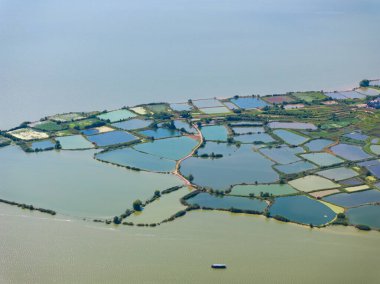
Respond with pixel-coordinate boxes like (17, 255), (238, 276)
(133, 200), (143, 211)
(273, 215), (289, 222)
(355, 224), (371, 231)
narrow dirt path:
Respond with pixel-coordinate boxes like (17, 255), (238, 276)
(173, 124), (203, 185)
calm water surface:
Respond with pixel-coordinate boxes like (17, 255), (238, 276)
(1, 0), (380, 129)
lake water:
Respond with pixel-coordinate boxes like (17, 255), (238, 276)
(1, 0), (380, 130)
(1, 205), (379, 283)
(347, 205), (380, 229)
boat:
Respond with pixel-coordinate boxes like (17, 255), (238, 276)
(211, 264), (227, 269)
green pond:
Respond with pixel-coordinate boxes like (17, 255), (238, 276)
(186, 192), (268, 212)
(269, 195), (336, 226)
(133, 136), (198, 160)
(273, 130), (309, 145)
(347, 205), (380, 229)
(127, 187), (190, 224)
(96, 147), (176, 172)
(56, 135), (94, 150)
(0, 147), (181, 218)
(301, 153), (344, 167)
(230, 184), (298, 197)
(201, 125), (228, 141)
(181, 144), (278, 190)
(97, 109), (136, 122)
(112, 118), (153, 130)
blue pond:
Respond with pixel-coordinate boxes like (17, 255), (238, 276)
(260, 146), (304, 164)
(86, 131), (138, 147)
(81, 128), (101, 136)
(305, 139), (333, 152)
(112, 119), (153, 130)
(230, 97), (268, 109)
(269, 195), (336, 226)
(323, 190), (380, 207)
(344, 132), (369, 141)
(274, 161), (317, 174)
(347, 205), (380, 229)
(174, 120), (195, 133)
(331, 144), (372, 161)
(170, 103), (192, 111)
(186, 192), (268, 212)
(358, 160), (380, 178)
(234, 133), (274, 144)
(31, 140), (55, 151)
(138, 128), (181, 139)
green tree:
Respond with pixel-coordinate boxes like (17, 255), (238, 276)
(359, 79), (370, 87)
(133, 200), (143, 211)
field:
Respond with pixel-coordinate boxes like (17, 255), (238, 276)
(291, 91), (327, 102)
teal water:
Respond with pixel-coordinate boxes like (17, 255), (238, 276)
(201, 125), (228, 141)
(323, 190), (380, 207)
(181, 144), (278, 190)
(133, 136), (198, 160)
(186, 192), (268, 212)
(31, 140), (55, 150)
(197, 142), (239, 156)
(112, 118), (153, 130)
(301, 152), (344, 167)
(269, 195), (336, 225)
(97, 109), (136, 122)
(138, 128), (181, 139)
(86, 130), (138, 147)
(347, 205), (380, 229)
(230, 184), (298, 197)
(274, 161), (317, 174)
(0, 146), (181, 217)
(56, 135), (94, 150)
(234, 133), (275, 143)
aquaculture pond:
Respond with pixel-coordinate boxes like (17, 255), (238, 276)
(86, 131), (138, 147)
(269, 195), (336, 226)
(31, 140), (55, 151)
(0, 147), (181, 218)
(134, 136), (198, 160)
(181, 144), (278, 190)
(145, 104), (168, 113)
(289, 175), (340, 193)
(232, 127), (265, 135)
(234, 133), (274, 144)
(316, 167), (358, 181)
(273, 130), (309, 145)
(356, 87), (380, 96)
(112, 119), (153, 130)
(370, 145), (380, 155)
(344, 132), (369, 141)
(268, 122), (317, 130)
(347, 205), (380, 229)
(192, 99), (224, 108)
(138, 128), (181, 139)
(186, 192), (268, 212)
(173, 120), (195, 133)
(200, 106), (231, 114)
(230, 97), (268, 109)
(127, 187), (189, 224)
(56, 135), (94, 150)
(331, 144), (372, 161)
(230, 184), (298, 197)
(301, 153), (344, 167)
(339, 177), (364, 186)
(223, 101), (239, 110)
(197, 141), (239, 156)
(260, 146), (304, 164)
(305, 139), (334, 152)
(97, 109), (136, 122)
(170, 103), (192, 111)
(96, 147), (176, 172)
(358, 159), (380, 178)
(323, 190), (380, 207)
(201, 125), (228, 141)
(274, 161), (316, 174)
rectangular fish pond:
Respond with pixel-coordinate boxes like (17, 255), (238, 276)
(230, 97), (268, 109)
(273, 130), (309, 146)
(97, 109), (136, 122)
(268, 122), (317, 130)
(323, 190), (380, 207)
(199, 107), (231, 114)
(274, 161), (317, 174)
(56, 135), (94, 150)
(260, 146), (304, 164)
(112, 119), (153, 130)
(300, 153), (344, 167)
(192, 99), (224, 108)
(200, 125), (228, 141)
(232, 127), (265, 135)
(31, 140), (55, 151)
(316, 167), (359, 181)
(331, 144), (372, 161)
(170, 103), (193, 112)
(304, 139), (334, 152)
(86, 131), (138, 147)
(346, 205), (380, 229)
(288, 175), (340, 193)
(234, 133), (275, 144)
(185, 192), (268, 212)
